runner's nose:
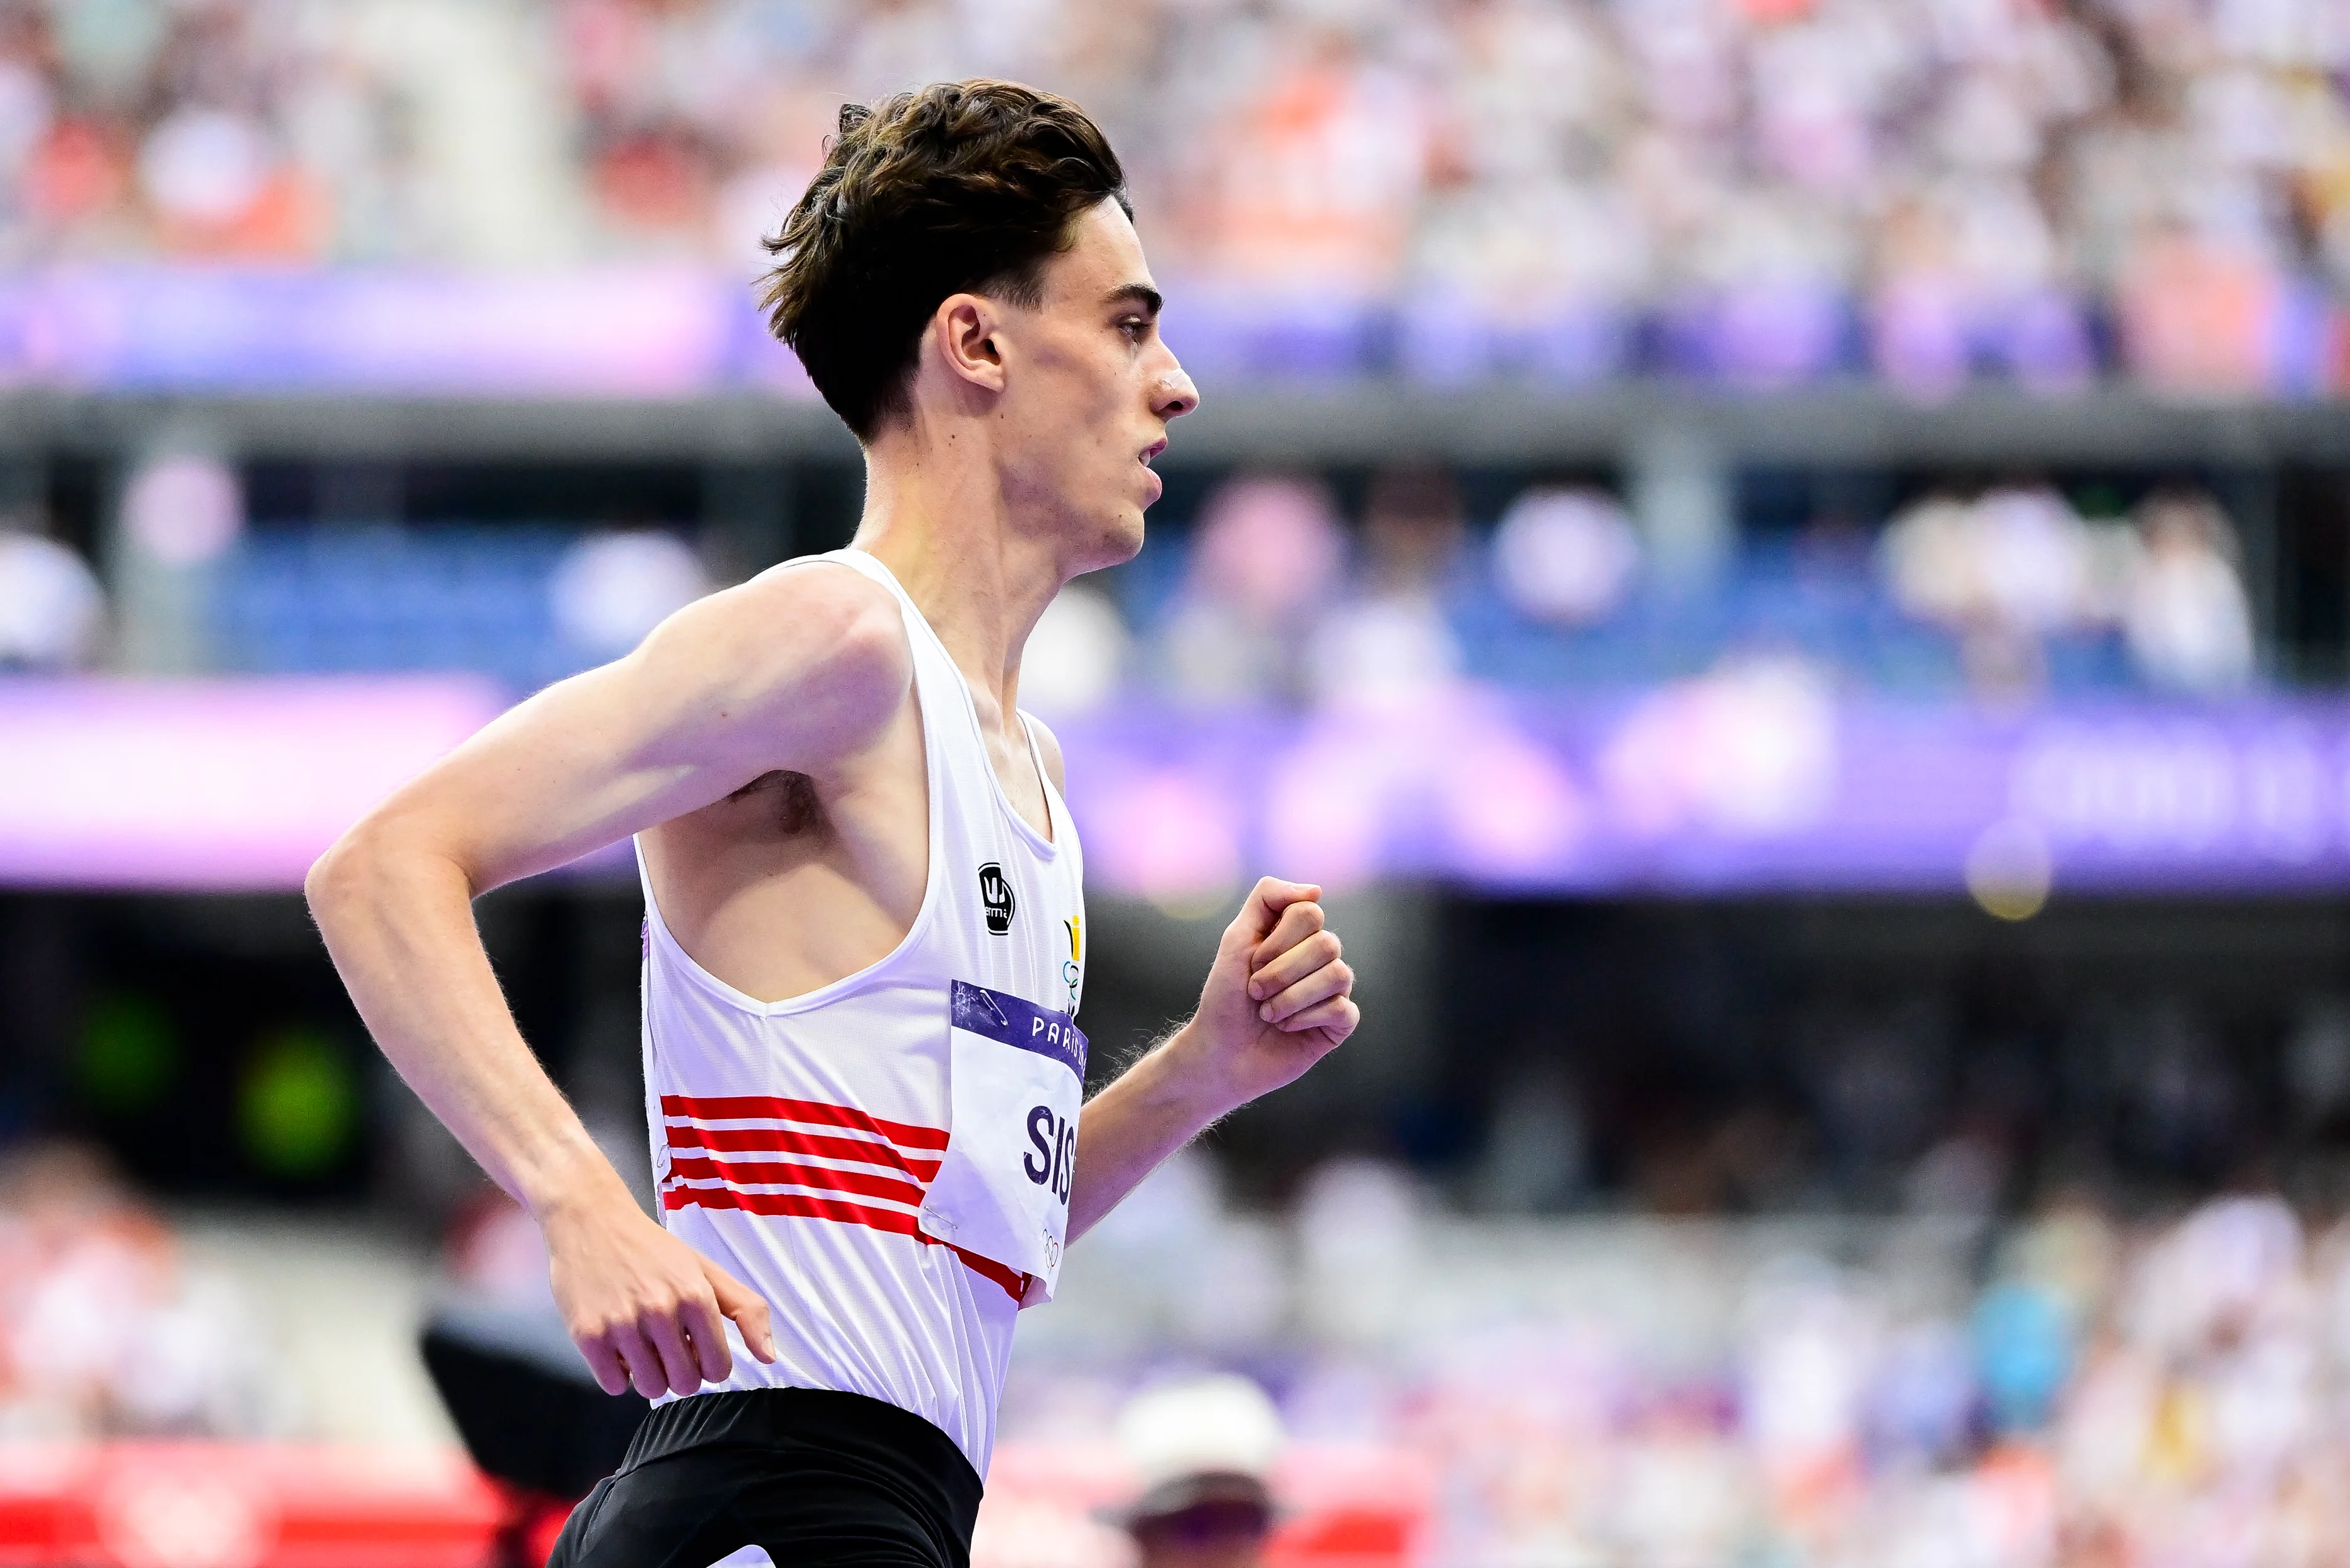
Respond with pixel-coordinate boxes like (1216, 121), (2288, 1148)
(1155, 363), (1199, 421)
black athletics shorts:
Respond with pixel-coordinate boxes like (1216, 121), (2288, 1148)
(546, 1387), (983, 1568)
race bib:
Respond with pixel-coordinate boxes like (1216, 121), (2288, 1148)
(919, 981), (1088, 1301)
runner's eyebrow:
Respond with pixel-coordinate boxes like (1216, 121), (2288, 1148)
(1104, 283), (1162, 317)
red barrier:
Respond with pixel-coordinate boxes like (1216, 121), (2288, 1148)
(0, 1440), (1427, 1568)
(0, 1444), (504, 1568)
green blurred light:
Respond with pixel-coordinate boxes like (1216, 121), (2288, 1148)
(2075, 482), (2127, 520)
(78, 995), (178, 1116)
(238, 1027), (357, 1179)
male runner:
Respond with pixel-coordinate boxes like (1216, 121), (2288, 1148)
(307, 80), (1359, 1567)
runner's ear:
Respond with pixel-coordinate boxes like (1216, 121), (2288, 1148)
(933, 294), (1008, 395)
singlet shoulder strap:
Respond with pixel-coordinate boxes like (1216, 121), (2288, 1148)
(802, 547), (913, 610)
(778, 548), (958, 695)
(792, 549), (1056, 853)
(794, 550), (958, 673)
(1014, 711), (1066, 837)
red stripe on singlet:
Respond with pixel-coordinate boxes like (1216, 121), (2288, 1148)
(659, 1094), (950, 1151)
(664, 1122), (943, 1184)
(662, 1154), (926, 1207)
(660, 1184), (1024, 1301)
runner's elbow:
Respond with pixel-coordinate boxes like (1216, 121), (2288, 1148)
(306, 813), (463, 930)
(305, 823), (380, 929)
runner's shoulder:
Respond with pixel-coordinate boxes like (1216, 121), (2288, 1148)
(645, 558), (912, 743)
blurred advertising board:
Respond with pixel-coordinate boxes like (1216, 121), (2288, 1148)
(8, 675), (2350, 898)
(0, 677), (502, 890)
(0, 268), (803, 396)
(0, 267), (2342, 401)
(1064, 681), (2350, 902)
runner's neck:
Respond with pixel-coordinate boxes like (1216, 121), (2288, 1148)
(850, 461), (1068, 734)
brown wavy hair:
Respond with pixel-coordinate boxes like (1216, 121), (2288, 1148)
(757, 80), (1130, 442)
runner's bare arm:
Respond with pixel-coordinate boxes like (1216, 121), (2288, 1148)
(1065, 875), (1357, 1242)
(306, 564), (908, 1397)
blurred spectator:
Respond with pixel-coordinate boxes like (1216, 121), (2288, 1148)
(139, 105), (327, 260)
(122, 451), (243, 567)
(548, 528), (712, 661)
(1171, 21), (1430, 295)
(2118, 222), (2298, 395)
(2122, 487), (2257, 696)
(1738, 1257), (1878, 1502)
(1307, 466), (1466, 708)
(1871, 185), (2096, 399)
(1022, 583), (1130, 718)
(1294, 1156), (1423, 1347)
(1597, 654), (1838, 839)
(0, 517), (103, 669)
(1357, 467), (1466, 597)
(1490, 485), (1639, 627)
(1159, 473), (1343, 707)
(1112, 1375), (1283, 1568)
(0, 1142), (279, 1438)
(1878, 484), (2132, 700)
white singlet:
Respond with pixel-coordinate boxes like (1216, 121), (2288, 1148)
(634, 548), (1088, 1473)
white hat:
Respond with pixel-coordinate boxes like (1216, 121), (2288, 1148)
(1114, 1375), (1284, 1525)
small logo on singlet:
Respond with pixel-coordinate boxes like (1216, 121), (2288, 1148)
(978, 862), (1016, 934)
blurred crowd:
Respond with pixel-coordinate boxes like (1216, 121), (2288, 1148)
(0, 457), (2258, 706)
(1030, 466), (2259, 714)
(1006, 1154), (2350, 1568)
(1, 0), (2346, 390)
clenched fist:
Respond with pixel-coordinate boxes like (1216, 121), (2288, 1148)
(1178, 876), (1360, 1115)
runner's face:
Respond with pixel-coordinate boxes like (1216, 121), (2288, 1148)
(995, 199), (1198, 574)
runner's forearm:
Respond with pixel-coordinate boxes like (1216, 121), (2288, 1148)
(306, 822), (627, 1219)
(1064, 1021), (1231, 1242)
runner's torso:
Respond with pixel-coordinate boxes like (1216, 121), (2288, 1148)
(633, 548), (1087, 1473)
